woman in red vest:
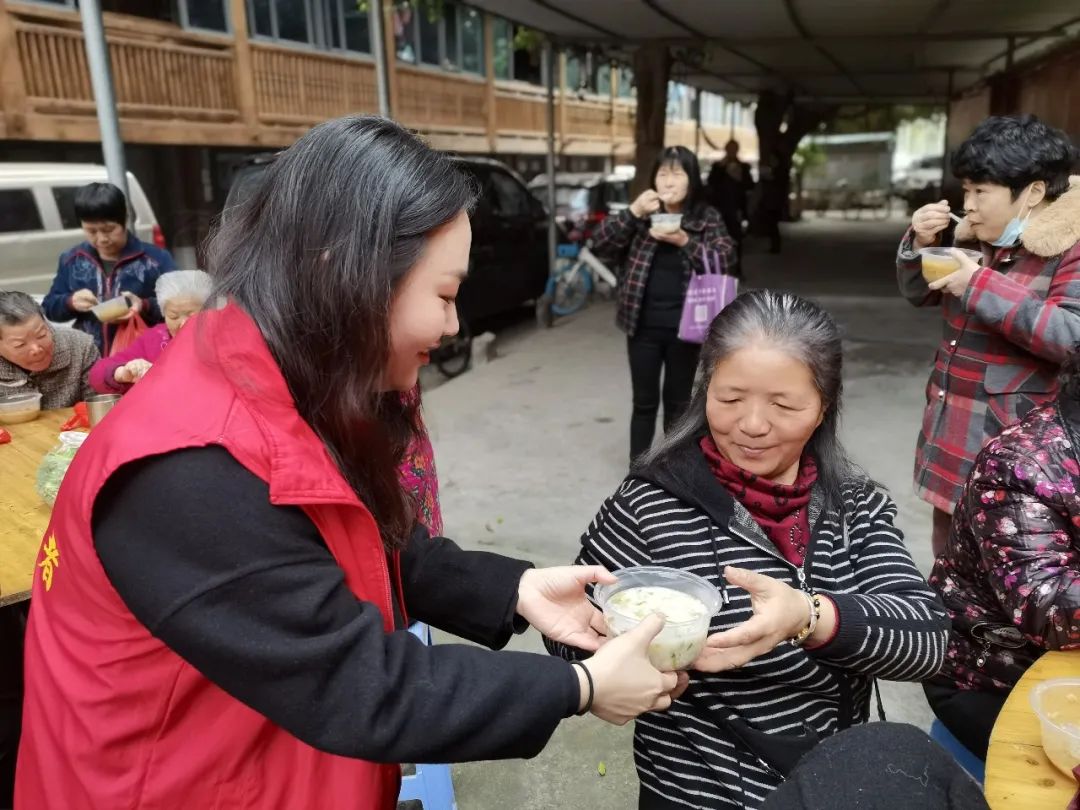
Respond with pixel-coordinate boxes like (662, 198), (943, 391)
(16, 117), (683, 810)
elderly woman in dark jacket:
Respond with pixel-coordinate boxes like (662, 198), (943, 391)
(592, 146), (734, 463)
(925, 350), (1080, 760)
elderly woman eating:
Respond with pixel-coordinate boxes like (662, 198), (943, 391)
(89, 270), (212, 394)
(0, 291), (98, 408)
(548, 290), (949, 810)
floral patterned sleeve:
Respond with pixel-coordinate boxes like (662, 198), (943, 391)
(967, 448), (1080, 650)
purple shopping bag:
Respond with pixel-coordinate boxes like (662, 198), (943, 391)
(677, 249), (738, 344)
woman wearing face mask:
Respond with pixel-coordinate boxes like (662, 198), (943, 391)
(897, 114), (1080, 556)
(591, 146), (734, 464)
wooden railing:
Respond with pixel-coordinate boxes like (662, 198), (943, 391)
(396, 66), (487, 132)
(252, 45), (377, 126)
(14, 18), (237, 121)
(1, 4), (751, 156)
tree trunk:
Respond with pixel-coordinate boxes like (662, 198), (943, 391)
(753, 91), (834, 229)
(630, 43), (672, 197)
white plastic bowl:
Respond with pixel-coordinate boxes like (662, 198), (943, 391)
(594, 566), (721, 670)
(650, 213), (683, 234)
(0, 391), (42, 425)
(1030, 677), (1080, 776)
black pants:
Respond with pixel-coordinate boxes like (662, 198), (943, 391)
(628, 327), (700, 463)
(719, 211), (744, 277)
(923, 681), (1006, 760)
(0, 603), (28, 810)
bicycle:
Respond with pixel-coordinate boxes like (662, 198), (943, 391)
(536, 242), (616, 328)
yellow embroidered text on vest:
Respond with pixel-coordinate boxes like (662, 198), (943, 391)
(39, 535), (59, 591)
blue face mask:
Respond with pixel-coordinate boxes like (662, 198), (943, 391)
(990, 186), (1034, 247)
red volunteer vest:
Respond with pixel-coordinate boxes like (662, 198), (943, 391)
(17, 304), (404, 810)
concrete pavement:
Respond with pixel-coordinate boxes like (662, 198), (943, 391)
(421, 213), (945, 809)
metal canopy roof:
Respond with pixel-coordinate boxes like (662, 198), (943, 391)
(469, 0), (1080, 102)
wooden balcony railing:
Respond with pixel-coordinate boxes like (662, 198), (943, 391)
(252, 45), (376, 126)
(396, 66), (487, 133)
(1, 3), (754, 157)
(14, 18), (237, 121)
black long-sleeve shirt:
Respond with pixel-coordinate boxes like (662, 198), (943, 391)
(91, 446), (579, 764)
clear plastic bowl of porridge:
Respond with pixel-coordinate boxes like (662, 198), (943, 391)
(594, 566), (721, 670)
(0, 391), (42, 425)
(1030, 678), (1080, 776)
(650, 213), (683, 234)
(918, 247), (983, 283)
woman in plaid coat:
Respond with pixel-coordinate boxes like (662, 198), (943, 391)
(592, 146), (734, 463)
(897, 115), (1080, 555)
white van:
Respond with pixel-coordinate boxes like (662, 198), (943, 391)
(0, 163), (162, 296)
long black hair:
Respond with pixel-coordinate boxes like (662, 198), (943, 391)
(638, 290), (861, 510)
(206, 116), (477, 549)
(650, 145), (708, 217)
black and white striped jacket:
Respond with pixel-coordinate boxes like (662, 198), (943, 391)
(547, 442), (949, 809)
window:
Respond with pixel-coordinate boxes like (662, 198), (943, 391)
(443, 4), (459, 69)
(493, 17), (512, 80)
(52, 187), (83, 230)
(394, 2), (484, 75)
(394, 3), (418, 63)
(183, 0), (228, 31)
(276, 0), (310, 43)
(341, 2), (370, 53)
(251, 0), (273, 37)
(487, 171), (531, 218)
(418, 8), (440, 65)
(248, 0), (370, 53)
(0, 190), (44, 234)
(618, 66), (635, 98)
(460, 8), (482, 74)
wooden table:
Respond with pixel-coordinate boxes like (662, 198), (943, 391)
(0, 409), (74, 607)
(986, 650), (1080, 809)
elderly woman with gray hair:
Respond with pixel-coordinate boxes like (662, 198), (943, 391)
(89, 270), (213, 394)
(0, 291), (99, 408)
(548, 290), (950, 810)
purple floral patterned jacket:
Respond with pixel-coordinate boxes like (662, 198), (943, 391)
(929, 395), (1080, 695)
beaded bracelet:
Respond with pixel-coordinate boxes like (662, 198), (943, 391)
(790, 592), (822, 647)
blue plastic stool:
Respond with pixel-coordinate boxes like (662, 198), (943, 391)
(929, 719), (985, 784)
(398, 623), (458, 810)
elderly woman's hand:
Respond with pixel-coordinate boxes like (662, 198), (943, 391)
(114, 359), (153, 384)
(692, 566), (835, 672)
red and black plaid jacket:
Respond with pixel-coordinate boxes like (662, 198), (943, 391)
(591, 206), (734, 336)
(897, 178), (1080, 513)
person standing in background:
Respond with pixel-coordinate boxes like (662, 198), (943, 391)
(591, 146), (734, 463)
(707, 140), (755, 276)
(41, 183), (175, 355)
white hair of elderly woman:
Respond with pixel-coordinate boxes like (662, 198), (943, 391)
(155, 270), (214, 307)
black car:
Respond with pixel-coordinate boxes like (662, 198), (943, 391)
(223, 154), (552, 377)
